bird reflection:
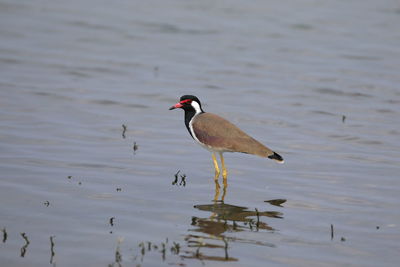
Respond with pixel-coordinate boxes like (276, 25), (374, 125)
(193, 203), (282, 233)
(183, 181), (285, 262)
(213, 179), (227, 202)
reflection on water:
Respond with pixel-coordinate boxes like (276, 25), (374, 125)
(1, 0), (399, 265)
(182, 182), (284, 262)
(106, 184), (286, 265)
(183, 206), (280, 262)
(2, 228), (57, 265)
(213, 180), (227, 202)
(192, 203), (282, 233)
(265, 199), (287, 207)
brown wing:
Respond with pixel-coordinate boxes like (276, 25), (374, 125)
(192, 113), (274, 158)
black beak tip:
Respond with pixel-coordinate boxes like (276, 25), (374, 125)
(169, 106), (175, 110)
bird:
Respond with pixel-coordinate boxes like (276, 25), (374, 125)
(169, 95), (283, 185)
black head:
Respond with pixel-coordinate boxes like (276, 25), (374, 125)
(169, 95), (203, 112)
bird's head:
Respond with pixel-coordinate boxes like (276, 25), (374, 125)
(169, 95), (203, 113)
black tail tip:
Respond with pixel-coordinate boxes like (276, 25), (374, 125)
(268, 152), (284, 164)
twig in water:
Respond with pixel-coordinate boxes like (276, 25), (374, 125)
(139, 242), (145, 256)
(223, 237), (229, 260)
(20, 233), (30, 257)
(232, 221), (237, 230)
(50, 236), (55, 264)
(115, 238), (123, 267)
(179, 174), (186, 186)
(172, 170), (180, 185)
(171, 242), (180, 255)
(255, 208), (260, 230)
(122, 124), (127, 139)
(2, 228), (7, 243)
(161, 242), (166, 261)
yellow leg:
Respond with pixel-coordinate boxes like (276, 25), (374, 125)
(221, 181), (227, 202)
(213, 176), (227, 203)
(212, 153), (220, 181)
(213, 180), (220, 202)
(219, 152), (227, 184)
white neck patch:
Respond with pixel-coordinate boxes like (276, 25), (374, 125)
(188, 100), (205, 148)
(188, 101), (209, 150)
(191, 101), (202, 115)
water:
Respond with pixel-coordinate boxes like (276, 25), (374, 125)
(1, 0), (400, 266)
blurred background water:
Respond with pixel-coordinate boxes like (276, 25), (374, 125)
(1, 0), (399, 266)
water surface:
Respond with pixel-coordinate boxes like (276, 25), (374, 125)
(1, 0), (400, 266)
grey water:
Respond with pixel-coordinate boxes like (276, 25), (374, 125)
(1, 0), (400, 266)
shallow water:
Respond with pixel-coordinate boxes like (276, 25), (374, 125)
(1, 0), (400, 266)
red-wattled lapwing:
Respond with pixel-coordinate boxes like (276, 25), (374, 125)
(169, 95), (284, 184)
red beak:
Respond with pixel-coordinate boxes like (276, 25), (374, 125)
(169, 102), (183, 110)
